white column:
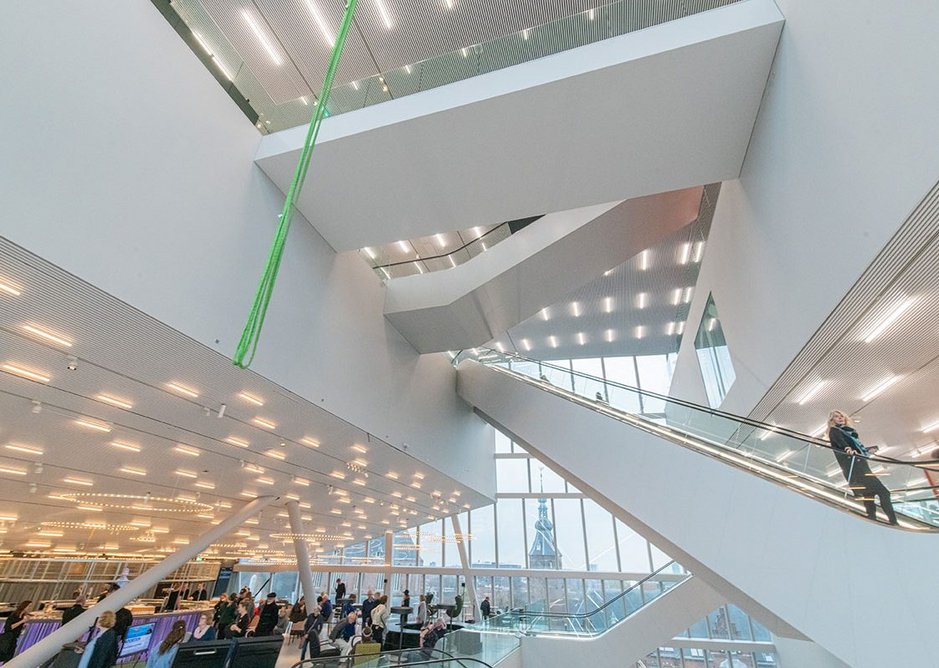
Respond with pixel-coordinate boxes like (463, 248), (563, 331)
(383, 531), (393, 598)
(9, 495), (279, 668)
(286, 500), (316, 603)
(450, 514), (478, 620)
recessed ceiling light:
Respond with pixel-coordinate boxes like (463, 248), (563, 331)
(238, 391), (265, 406)
(386, 471), (399, 480)
(331, 509), (342, 515)
(330, 471), (346, 480)
(300, 437), (320, 448)
(243, 463), (265, 474)
(96, 394), (133, 410)
(174, 469), (198, 479)
(265, 449), (286, 460)
(638, 250), (650, 270)
(2, 363), (50, 383)
(862, 298), (915, 343)
(74, 418), (111, 433)
(119, 466), (147, 476)
(351, 444), (368, 454)
(5, 443), (43, 456)
(671, 288), (682, 306)
(692, 241), (705, 263)
(0, 279), (22, 296)
(413, 472), (425, 480)
(540, 308), (550, 321)
(604, 329), (615, 343)
(519, 338), (531, 352)
(410, 481), (422, 489)
(0, 464), (27, 476)
(252, 417), (277, 430)
(293, 477), (310, 486)
(353, 478), (367, 486)
(303, 0), (335, 47)
(256, 477), (275, 485)
(165, 382), (199, 398)
(922, 419), (939, 433)
(570, 302), (582, 317)
(21, 324), (73, 348)
(242, 9), (283, 65)
(576, 332), (586, 346)
(110, 441), (141, 453)
(861, 376), (902, 402)
(634, 326), (645, 339)
(391, 491), (402, 498)
(225, 436), (250, 448)
(63, 476), (93, 486)
(174, 445), (200, 457)
(683, 287), (693, 304)
(363, 497), (375, 504)
(240, 491), (257, 498)
(406, 496), (416, 503)
(548, 335), (558, 348)
(603, 296), (614, 313)
(194, 481), (215, 490)
(666, 321), (676, 336)
(796, 381), (825, 405)
(678, 242), (692, 265)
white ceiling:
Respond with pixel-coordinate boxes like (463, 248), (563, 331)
(0, 241), (488, 559)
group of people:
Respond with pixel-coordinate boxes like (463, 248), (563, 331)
(160, 582), (209, 612)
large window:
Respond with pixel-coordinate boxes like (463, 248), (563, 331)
(694, 293), (737, 408)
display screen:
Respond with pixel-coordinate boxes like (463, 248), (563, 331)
(119, 623), (155, 657)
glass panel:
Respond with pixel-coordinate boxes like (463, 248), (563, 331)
(419, 521), (443, 567)
(495, 430), (513, 453)
(525, 499), (560, 569)
(616, 519), (652, 572)
(694, 293), (737, 408)
(552, 499), (586, 570)
(603, 356), (642, 414)
(496, 499), (526, 568)
(470, 505), (496, 567)
(636, 354), (672, 414)
(583, 499), (618, 571)
(728, 604), (752, 641)
(530, 458), (566, 493)
(496, 458), (530, 492)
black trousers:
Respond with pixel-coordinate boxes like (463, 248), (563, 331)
(841, 455), (898, 524)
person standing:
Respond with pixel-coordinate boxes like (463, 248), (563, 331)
(217, 594), (238, 638)
(0, 600), (32, 662)
(77, 610), (118, 668)
(370, 595), (389, 646)
(334, 579), (346, 607)
(401, 590), (411, 609)
(196, 584), (209, 601)
(360, 591), (376, 628)
(416, 595), (427, 626)
(255, 593), (280, 636)
(828, 410), (899, 524)
(61, 595), (86, 626)
(299, 606), (323, 661)
(162, 584), (180, 613)
(480, 596), (491, 620)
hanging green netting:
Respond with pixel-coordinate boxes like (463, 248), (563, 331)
(233, 0), (358, 369)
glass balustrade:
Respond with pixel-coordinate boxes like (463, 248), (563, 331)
(455, 350), (939, 530)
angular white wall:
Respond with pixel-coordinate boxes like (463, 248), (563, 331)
(0, 1), (494, 497)
(669, 0), (939, 415)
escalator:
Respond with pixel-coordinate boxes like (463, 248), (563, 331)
(456, 351), (939, 668)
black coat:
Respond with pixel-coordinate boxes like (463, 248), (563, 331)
(335, 582), (346, 600)
(256, 602), (280, 635)
(0, 612), (26, 661)
(61, 604), (86, 626)
(84, 628), (119, 668)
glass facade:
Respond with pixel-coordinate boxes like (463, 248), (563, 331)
(694, 293), (736, 407)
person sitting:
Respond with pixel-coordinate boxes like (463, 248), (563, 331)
(329, 611), (358, 656)
(274, 604), (290, 636)
(421, 618), (448, 653)
(217, 594), (238, 638)
(289, 597), (307, 625)
(353, 626), (381, 665)
(77, 610), (118, 668)
(192, 613), (216, 641)
(342, 594), (357, 618)
(228, 601), (251, 638)
(319, 595), (333, 623)
(145, 620), (186, 668)
(300, 606), (323, 661)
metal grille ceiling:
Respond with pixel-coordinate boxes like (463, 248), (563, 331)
(752, 179), (939, 460)
(168, 0), (742, 129)
(0, 238), (486, 556)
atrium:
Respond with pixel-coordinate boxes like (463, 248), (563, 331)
(0, 1), (937, 667)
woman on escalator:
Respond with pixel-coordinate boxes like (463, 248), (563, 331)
(827, 410), (898, 525)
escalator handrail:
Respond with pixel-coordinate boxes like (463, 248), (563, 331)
(488, 559), (683, 626)
(459, 349), (939, 469)
(290, 648), (468, 668)
(291, 654), (495, 668)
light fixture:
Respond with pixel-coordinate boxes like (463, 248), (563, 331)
(63, 477), (94, 486)
(796, 381), (825, 405)
(351, 444), (368, 454)
(174, 445), (200, 457)
(165, 382), (199, 398)
(678, 242), (692, 265)
(861, 376), (901, 402)
(671, 288), (682, 306)
(386, 471), (399, 480)
(588, 7), (595, 20)
(683, 287), (694, 304)
(666, 322), (676, 336)
(21, 324), (73, 348)
(252, 417), (277, 430)
(862, 298), (915, 343)
(265, 449), (286, 460)
(634, 326), (645, 339)
(603, 296), (613, 313)
(303, 0), (335, 46)
(922, 419), (939, 434)
(520, 338), (531, 352)
(110, 440), (141, 453)
(5, 443), (43, 456)
(570, 302), (582, 317)
(293, 477), (310, 486)
(2, 363), (50, 383)
(636, 292), (648, 309)
(692, 241), (705, 263)
(676, 321), (686, 335)
(413, 472), (425, 480)
(238, 391), (264, 406)
(0, 279), (21, 296)
(604, 329), (615, 343)
(225, 436), (250, 448)
(330, 471), (346, 480)
(256, 477), (275, 486)
(242, 9), (283, 65)
(243, 463), (265, 474)
(576, 332), (586, 346)
(119, 466), (147, 477)
(548, 335), (558, 348)
(540, 308), (550, 321)
(410, 481), (422, 489)
(96, 394), (133, 410)
(74, 418), (112, 433)
(194, 481), (215, 490)
(300, 437), (320, 448)
(396, 240), (410, 253)
(174, 469), (198, 479)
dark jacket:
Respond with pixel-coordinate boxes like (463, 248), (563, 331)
(230, 613), (250, 637)
(62, 604), (86, 626)
(289, 602), (307, 623)
(480, 600), (491, 617)
(828, 425), (872, 478)
(303, 613), (323, 637)
(329, 619), (355, 642)
(360, 598), (376, 625)
(193, 626), (217, 641)
(335, 582), (346, 600)
(255, 602), (279, 635)
(198, 589), (209, 601)
(85, 628), (119, 668)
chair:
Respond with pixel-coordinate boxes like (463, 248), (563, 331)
(445, 596), (463, 630)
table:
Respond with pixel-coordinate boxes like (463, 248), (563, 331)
(389, 607), (413, 649)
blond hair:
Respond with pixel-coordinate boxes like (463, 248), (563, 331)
(98, 610), (116, 629)
(827, 410), (853, 428)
